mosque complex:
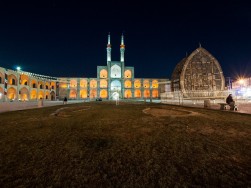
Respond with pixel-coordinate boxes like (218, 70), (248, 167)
(0, 34), (226, 102)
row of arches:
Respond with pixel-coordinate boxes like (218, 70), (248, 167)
(0, 72), (56, 89)
(61, 89), (159, 99)
(0, 87), (56, 101)
(100, 69), (132, 79)
(63, 79), (159, 89)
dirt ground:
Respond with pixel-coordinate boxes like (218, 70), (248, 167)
(0, 101), (250, 187)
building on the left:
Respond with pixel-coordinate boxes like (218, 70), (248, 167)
(0, 66), (58, 102)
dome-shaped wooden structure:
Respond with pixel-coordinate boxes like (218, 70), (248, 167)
(171, 47), (225, 98)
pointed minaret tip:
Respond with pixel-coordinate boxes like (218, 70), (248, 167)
(121, 33), (124, 45)
(199, 42), (202, 48)
(120, 33), (125, 48)
(107, 32), (111, 48)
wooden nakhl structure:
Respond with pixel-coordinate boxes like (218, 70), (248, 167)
(171, 46), (225, 98)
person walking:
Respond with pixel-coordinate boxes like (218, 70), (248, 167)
(63, 97), (67, 105)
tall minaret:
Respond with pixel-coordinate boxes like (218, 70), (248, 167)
(107, 33), (112, 62)
(120, 34), (125, 62)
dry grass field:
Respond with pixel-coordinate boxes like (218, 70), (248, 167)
(0, 101), (251, 187)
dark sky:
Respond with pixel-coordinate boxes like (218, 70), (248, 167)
(0, 0), (250, 79)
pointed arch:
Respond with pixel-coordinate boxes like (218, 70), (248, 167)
(152, 80), (158, 88)
(143, 80), (150, 88)
(70, 89), (77, 99)
(111, 64), (121, 78)
(134, 89), (141, 98)
(7, 87), (17, 100)
(124, 90), (132, 98)
(134, 80), (141, 88)
(90, 89), (97, 98)
(70, 80), (77, 88)
(124, 70), (131, 78)
(100, 89), (108, 98)
(100, 69), (108, 78)
(152, 89), (159, 98)
(124, 80), (132, 88)
(90, 79), (97, 88)
(8, 74), (17, 86)
(20, 87), (29, 101)
(38, 91), (44, 99)
(80, 79), (87, 88)
(111, 80), (121, 91)
(80, 89), (87, 98)
(144, 89), (150, 98)
(100, 79), (108, 88)
(30, 89), (37, 100)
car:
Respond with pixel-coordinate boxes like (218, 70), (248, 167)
(96, 97), (102, 101)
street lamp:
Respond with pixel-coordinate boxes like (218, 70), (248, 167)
(239, 78), (244, 85)
(16, 66), (21, 71)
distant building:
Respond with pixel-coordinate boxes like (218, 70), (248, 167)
(0, 34), (168, 102)
(171, 46), (225, 98)
(231, 77), (251, 98)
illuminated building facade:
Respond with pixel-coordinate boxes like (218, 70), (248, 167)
(0, 34), (167, 102)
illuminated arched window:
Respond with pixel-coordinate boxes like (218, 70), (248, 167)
(111, 65), (121, 78)
(20, 74), (29, 85)
(124, 70), (132, 78)
(8, 75), (17, 85)
(100, 79), (107, 88)
(134, 89), (141, 98)
(30, 89), (37, 100)
(100, 89), (108, 98)
(124, 90), (132, 98)
(70, 80), (77, 88)
(80, 80), (87, 88)
(31, 80), (37, 88)
(90, 89), (97, 98)
(20, 87), (29, 101)
(134, 80), (141, 88)
(124, 80), (132, 88)
(38, 91), (44, 99)
(152, 89), (158, 98)
(111, 80), (121, 91)
(80, 89), (87, 98)
(45, 91), (50, 100)
(51, 82), (56, 90)
(90, 80), (97, 88)
(100, 69), (108, 78)
(144, 89), (150, 98)
(7, 87), (17, 100)
(143, 80), (150, 88)
(70, 89), (77, 99)
(152, 80), (158, 88)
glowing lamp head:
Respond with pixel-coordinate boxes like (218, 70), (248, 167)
(16, 66), (21, 71)
(239, 79), (244, 84)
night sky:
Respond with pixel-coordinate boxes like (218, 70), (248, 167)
(0, 0), (250, 79)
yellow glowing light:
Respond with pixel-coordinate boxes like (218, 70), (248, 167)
(239, 79), (244, 84)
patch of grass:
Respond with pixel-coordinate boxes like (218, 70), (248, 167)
(0, 101), (251, 187)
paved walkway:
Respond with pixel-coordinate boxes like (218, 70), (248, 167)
(161, 99), (251, 114)
(1, 99), (251, 115)
(0, 100), (85, 114)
